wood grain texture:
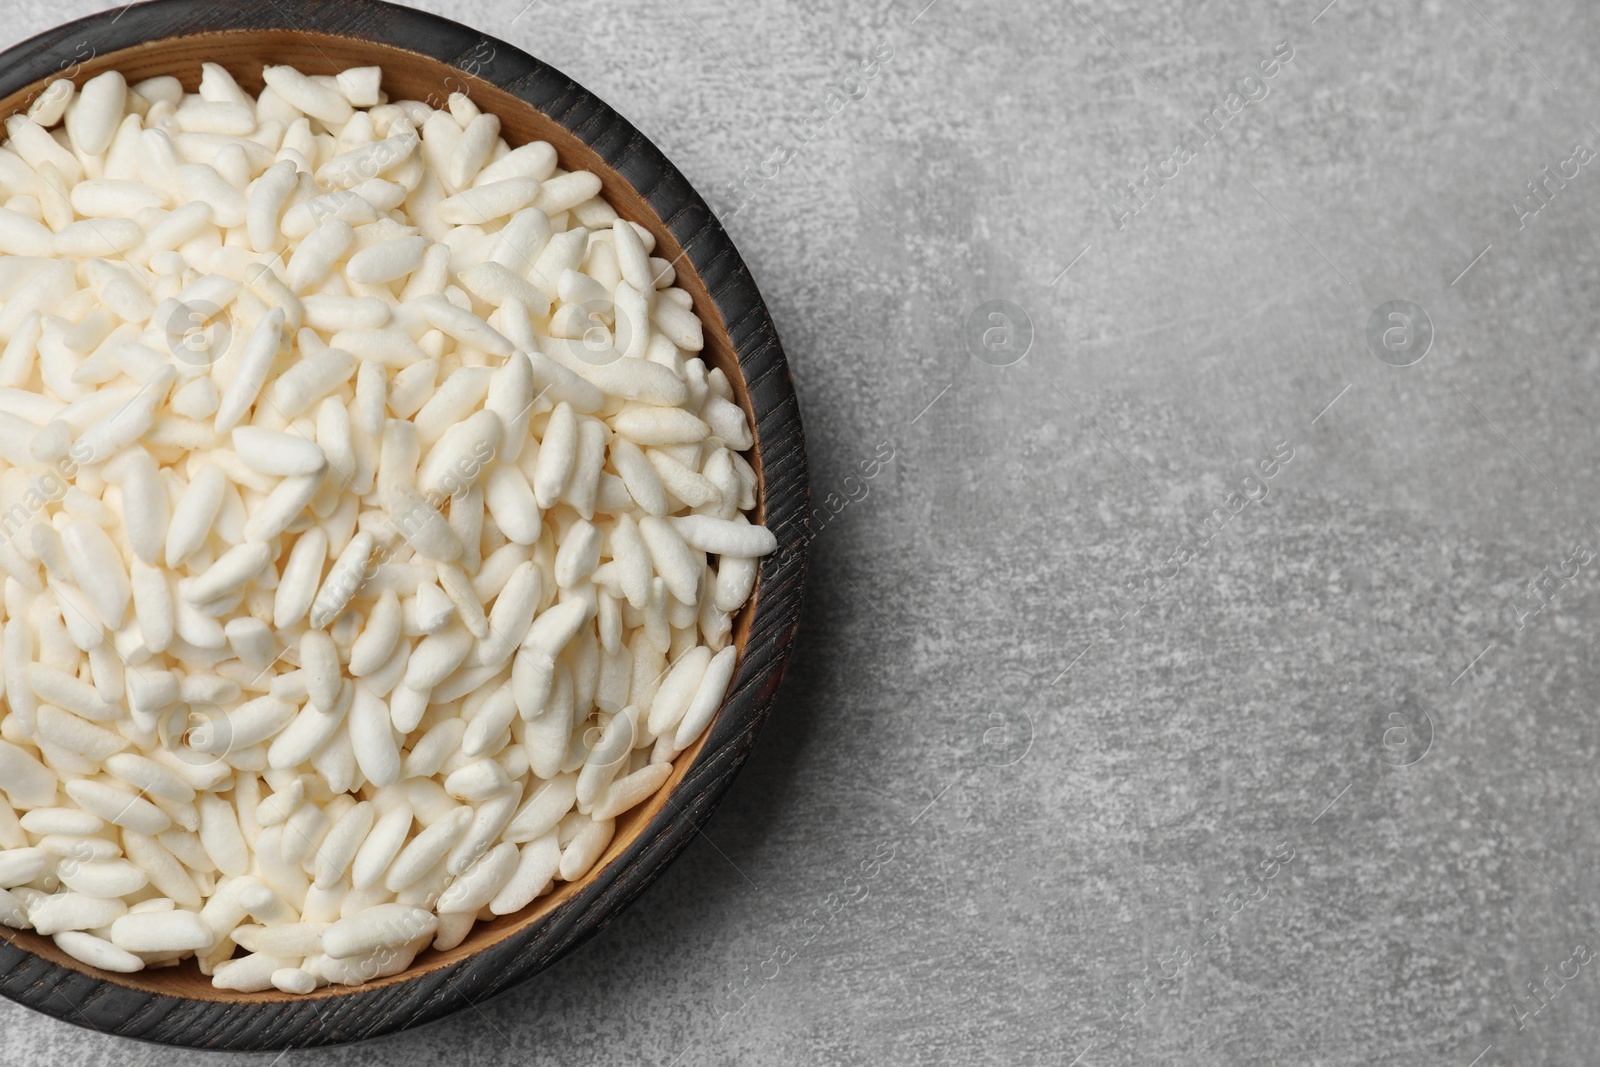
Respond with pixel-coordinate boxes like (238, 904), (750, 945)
(0, 0), (808, 1049)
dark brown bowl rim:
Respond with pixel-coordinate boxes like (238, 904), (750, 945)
(0, 0), (808, 1050)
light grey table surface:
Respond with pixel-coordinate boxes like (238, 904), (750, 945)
(5, 0), (1600, 1064)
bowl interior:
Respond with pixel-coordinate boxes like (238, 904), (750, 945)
(0, 29), (763, 1001)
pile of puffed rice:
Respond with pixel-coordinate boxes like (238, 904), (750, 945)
(0, 61), (773, 992)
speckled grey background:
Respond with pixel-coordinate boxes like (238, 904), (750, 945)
(7, 0), (1600, 1063)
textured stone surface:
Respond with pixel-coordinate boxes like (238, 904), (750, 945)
(7, 0), (1600, 1063)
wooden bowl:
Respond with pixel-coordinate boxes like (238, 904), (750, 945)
(0, 0), (808, 1049)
